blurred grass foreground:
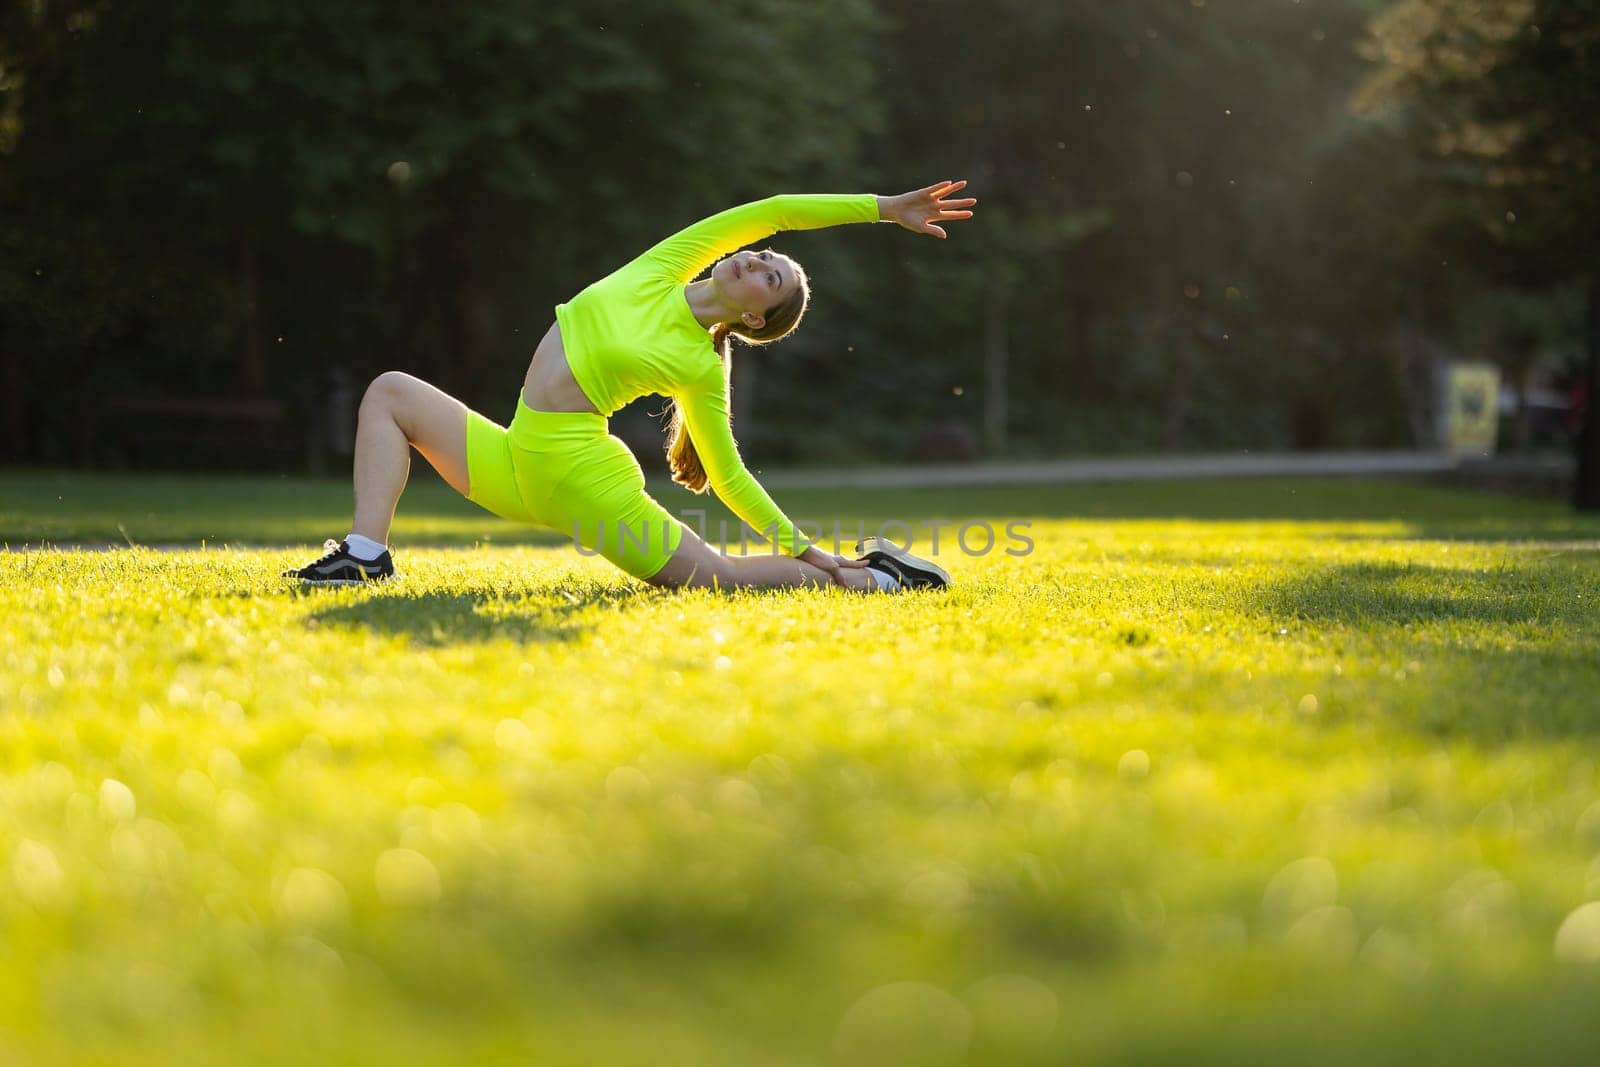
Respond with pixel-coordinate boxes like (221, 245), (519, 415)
(3, 472), (1600, 1065)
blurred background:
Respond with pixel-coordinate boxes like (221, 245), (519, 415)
(1, 0), (1595, 504)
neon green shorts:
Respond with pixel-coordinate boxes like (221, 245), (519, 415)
(465, 394), (686, 580)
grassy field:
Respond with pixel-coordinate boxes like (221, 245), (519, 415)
(3, 469), (1600, 1065)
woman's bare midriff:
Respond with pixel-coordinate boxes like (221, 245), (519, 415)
(521, 321), (602, 414)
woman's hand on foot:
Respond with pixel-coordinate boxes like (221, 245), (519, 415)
(800, 546), (874, 589)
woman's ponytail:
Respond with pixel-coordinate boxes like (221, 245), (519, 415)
(664, 323), (733, 493)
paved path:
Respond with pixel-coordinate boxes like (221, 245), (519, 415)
(760, 450), (1463, 490)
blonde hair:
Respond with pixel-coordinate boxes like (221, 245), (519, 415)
(663, 260), (810, 492)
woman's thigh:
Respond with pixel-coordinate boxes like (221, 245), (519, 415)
(517, 433), (687, 581)
(463, 411), (534, 524)
(369, 371), (471, 496)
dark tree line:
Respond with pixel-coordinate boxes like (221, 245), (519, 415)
(2, 0), (1595, 505)
(1354, 0), (1600, 504)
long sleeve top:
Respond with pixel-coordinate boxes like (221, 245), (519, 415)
(554, 194), (881, 556)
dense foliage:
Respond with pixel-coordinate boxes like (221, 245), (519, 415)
(1, 0), (1593, 483)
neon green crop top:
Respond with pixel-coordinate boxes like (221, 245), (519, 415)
(555, 194), (881, 556)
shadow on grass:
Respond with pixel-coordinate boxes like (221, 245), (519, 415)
(302, 588), (650, 647)
(1254, 558), (1600, 741)
(1258, 558), (1598, 628)
(298, 571), (873, 647)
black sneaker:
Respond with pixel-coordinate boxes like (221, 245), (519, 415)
(283, 538), (395, 585)
(855, 536), (951, 591)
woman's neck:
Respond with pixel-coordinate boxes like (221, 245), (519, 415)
(683, 279), (739, 330)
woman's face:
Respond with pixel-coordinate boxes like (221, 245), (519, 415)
(713, 249), (798, 325)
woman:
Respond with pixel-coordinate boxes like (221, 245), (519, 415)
(285, 179), (977, 592)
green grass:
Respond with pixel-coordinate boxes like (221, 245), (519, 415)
(3, 469), (1600, 1065)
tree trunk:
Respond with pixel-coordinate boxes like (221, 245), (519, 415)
(0, 334), (23, 461)
(1512, 362), (1532, 455)
(1072, 293), (1098, 400)
(1575, 276), (1600, 510)
(1163, 324), (1194, 451)
(440, 221), (495, 404)
(1398, 291), (1434, 448)
(239, 233), (265, 392)
(983, 282), (1009, 458)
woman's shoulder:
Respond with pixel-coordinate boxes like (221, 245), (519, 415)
(570, 256), (671, 298)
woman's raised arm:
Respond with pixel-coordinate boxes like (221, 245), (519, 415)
(639, 194), (879, 283)
(635, 180), (977, 281)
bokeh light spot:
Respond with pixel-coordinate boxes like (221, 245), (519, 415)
(835, 981), (972, 1066)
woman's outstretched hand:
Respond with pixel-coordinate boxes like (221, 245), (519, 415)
(878, 180), (977, 239)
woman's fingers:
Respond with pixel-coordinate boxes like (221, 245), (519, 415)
(913, 179), (968, 200)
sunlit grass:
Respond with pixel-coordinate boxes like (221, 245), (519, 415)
(3, 472), (1600, 1064)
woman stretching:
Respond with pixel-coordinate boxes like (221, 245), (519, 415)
(285, 180), (977, 592)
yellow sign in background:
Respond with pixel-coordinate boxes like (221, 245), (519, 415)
(1445, 362), (1500, 458)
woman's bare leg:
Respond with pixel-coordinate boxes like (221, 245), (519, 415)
(350, 371), (471, 543)
(647, 526), (878, 592)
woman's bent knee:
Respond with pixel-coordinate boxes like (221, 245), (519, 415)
(363, 370), (414, 412)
